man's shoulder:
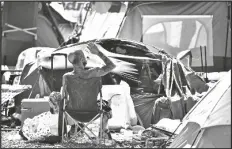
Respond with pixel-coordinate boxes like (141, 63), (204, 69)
(86, 67), (101, 72)
(84, 67), (101, 74)
(77, 67), (101, 79)
(63, 72), (74, 77)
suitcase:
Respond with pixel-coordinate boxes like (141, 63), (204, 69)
(21, 97), (50, 126)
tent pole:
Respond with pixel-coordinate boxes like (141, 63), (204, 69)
(204, 46), (208, 82)
(223, 2), (231, 71)
(191, 129), (202, 148)
(115, 2), (131, 37)
(0, 3), (2, 65)
(200, 46), (204, 73)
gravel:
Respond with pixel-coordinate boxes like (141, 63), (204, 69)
(1, 130), (134, 148)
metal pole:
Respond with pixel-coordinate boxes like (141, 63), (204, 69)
(0, 3), (3, 65)
(200, 46), (204, 73)
(223, 2), (231, 71)
(99, 84), (103, 142)
(51, 54), (54, 91)
(204, 46), (208, 82)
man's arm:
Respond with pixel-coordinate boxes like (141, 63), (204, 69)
(97, 50), (116, 75)
(84, 43), (116, 78)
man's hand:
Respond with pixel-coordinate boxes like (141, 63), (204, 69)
(87, 42), (100, 55)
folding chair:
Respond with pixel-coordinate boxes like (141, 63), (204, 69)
(58, 76), (105, 143)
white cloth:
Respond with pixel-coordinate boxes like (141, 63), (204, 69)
(22, 111), (58, 141)
(99, 81), (137, 129)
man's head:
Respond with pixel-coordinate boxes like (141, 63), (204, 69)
(68, 50), (87, 68)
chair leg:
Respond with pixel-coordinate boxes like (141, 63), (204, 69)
(99, 97), (103, 140)
(64, 109), (106, 145)
(61, 112), (65, 143)
(76, 123), (96, 143)
(59, 98), (66, 143)
(75, 114), (100, 138)
(79, 122), (97, 138)
(65, 112), (97, 142)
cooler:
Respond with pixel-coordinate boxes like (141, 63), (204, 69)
(21, 97), (50, 126)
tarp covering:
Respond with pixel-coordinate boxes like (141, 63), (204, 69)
(117, 2), (231, 72)
(169, 70), (231, 148)
(131, 53), (209, 128)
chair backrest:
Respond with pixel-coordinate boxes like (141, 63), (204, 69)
(66, 75), (102, 112)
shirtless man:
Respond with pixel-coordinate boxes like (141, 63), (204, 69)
(61, 42), (116, 138)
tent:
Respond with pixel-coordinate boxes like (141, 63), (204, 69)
(1, 2), (86, 66)
(169, 70), (231, 148)
(117, 2), (231, 72)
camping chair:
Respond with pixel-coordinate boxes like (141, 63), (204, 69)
(58, 76), (105, 143)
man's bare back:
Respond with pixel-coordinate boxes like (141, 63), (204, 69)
(62, 42), (116, 98)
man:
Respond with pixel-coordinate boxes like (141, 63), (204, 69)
(61, 42), (116, 138)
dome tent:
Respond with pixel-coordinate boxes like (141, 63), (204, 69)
(169, 70), (231, 148)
